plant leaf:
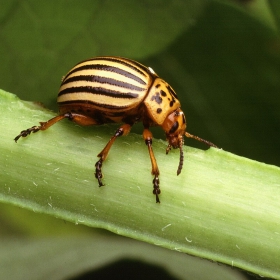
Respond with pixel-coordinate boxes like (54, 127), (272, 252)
(1, 89), (280, 279)
(0, 0), (207, 106)
(0, 236), (247, 280)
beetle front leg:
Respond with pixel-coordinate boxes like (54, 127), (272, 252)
(143, 128), (160, 203)
(95, 123), (131, 187)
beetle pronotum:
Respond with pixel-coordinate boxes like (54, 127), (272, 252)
(14, 56), (218, 203)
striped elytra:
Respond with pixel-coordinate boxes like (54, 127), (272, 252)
(58, 57), (152, 112)
(14, 56), (218, 203)
(57, 56), (181, 125)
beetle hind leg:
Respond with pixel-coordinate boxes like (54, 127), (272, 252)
(14, 112), (99, 142)
(14, 125), (41, 142)
(95, 124), (132, 187)
(14, 115), (68, 142)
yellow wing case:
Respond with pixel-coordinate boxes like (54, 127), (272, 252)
(57, 56), (156, 111)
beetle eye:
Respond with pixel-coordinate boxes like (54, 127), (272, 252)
(169, 121), (179, 134)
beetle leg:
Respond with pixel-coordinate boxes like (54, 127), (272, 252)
(14, 112), (99, 142)
(67, 113), (99, 126)
(166, 144), (172, 154)
(95, 158), (104, 187)
(95, 124), (131, 187)
(143, 128), (160, 203)
(14, 114), (67, 142)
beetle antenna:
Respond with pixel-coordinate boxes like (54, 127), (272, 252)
(185, 132), (218, 148)
(177, 140), (184, 175)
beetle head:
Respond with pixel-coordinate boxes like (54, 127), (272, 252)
(163, 108), (186, 147)
(162, 108), (186, 175)
(162, 107), (218, 176)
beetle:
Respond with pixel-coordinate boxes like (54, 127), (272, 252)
(14, 56), (218, 203)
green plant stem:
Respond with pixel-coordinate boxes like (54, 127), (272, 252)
(1, 89), (280, 279)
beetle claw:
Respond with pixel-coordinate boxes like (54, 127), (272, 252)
(153, 176), (160, 203)
(14, 126), (41, 142)
(166, 144), (171, 155)
(95, 158), (104, 187)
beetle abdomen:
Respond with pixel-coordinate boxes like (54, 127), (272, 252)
(57, 57), (155, 113)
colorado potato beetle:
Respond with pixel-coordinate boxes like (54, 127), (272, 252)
(14, 56), (218, 203)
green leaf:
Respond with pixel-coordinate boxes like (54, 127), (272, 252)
(0, 0), (206, 107)
(219, 0), (279, 30)
(1, 89), (280, 279)
(269, 0), (280, 31)
(0, 235), (247, 280)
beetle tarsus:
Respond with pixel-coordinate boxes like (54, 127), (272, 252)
(14, 126), (41, 142)
(166, 144), (171, 155)
(95, 158), (104, 187)
(153, 176), (160, 203)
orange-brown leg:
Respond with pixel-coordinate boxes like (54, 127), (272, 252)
(14, 112), (98, 142)
(143, 128), (160, 203)
(95, 124), (131, 187)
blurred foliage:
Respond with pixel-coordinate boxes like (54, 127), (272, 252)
(0, 0), (279, 279)
(146, 0), (280, 166)
(1, 0), (279, 168)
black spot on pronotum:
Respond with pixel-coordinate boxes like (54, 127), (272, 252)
(151, 92), (162, 104)
(157, 108), (162, 114)
(163, 85), (177, 108)
(167, 85), (178, 99)
(155, 84), (160, 88)
(169, 121), (179, 134)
